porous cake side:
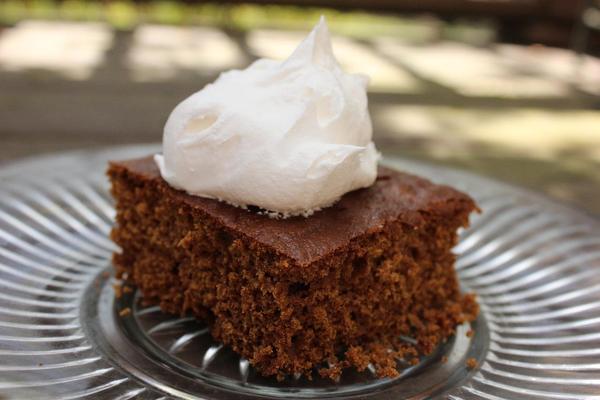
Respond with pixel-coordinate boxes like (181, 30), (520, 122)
(108, 157), (478, 379)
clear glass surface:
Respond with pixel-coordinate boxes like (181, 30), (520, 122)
(0, 145), (598, 399)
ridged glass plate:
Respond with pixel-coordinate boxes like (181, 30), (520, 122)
(0, 144), (599, 399)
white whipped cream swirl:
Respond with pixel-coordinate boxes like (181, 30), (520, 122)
(155, 17), (379, 217)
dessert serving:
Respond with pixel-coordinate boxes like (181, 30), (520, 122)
(108, 18), (478, 380)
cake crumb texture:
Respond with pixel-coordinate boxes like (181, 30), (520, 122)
(119, 307), (131, 317)
(466, 357), (478, 369)
(108, 156), (479, 379)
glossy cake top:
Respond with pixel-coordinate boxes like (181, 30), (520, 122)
(110, 156), (477, 265)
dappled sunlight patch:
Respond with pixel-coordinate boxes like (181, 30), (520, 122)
(373, 39), (584, 98)
(127, 25), (247, 82)
(374, 104), (600, 163)
(0, 20), (113, 80)
(497, 44), (600, 96)
(247, 29), (421, 93)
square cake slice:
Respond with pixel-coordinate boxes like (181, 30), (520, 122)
(108, 156), (478, 379)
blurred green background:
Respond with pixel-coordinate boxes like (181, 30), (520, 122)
(0, 1), (599, 215)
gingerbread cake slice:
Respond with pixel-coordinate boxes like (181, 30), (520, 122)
(108, 155), (478, 379)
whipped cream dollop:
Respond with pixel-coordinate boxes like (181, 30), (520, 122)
(155, 17), (379, 217)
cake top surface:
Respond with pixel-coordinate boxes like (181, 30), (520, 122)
(111, 156), (476, 266)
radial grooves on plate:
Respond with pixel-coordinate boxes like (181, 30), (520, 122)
(451, 190), (600, 399)
(0, 229), (96, 272)
(0, 278), (80, 299)
(454, 197), (512, 245)
(147, 317), (196, 335)
(0, 195), (110, 258)
(202, 344), (223, 370)
(0, 246), (86, 280)
(487, 300), (600, 323)
(0, 320), (80, 330)
(480, 268), (600, 305)
(0, 262), (85, 288)
(473, 252), (600, 298)
(482, 363), (600, 385)
(455, 204), (533, 255)
(491, 330), (600, 345)
(168, 328), (209, 353)
(458, 224), (584, 277)
(2, 150), (600, 399)
(0, 246), (93, 277)
(136, 305), (161, 316)
(60, 378), (130, 400)
(239, 358), (250, 384)
(470, 246), (592, 291)
(4, 186), (115, 251)
(0, 357), (102, 371)
(0, 345), (92, 356)
(0, 333), (84, 342)
(70, 178), (116, 220)
(367, 363), (377, 375)
(491, 316), (600, 334)
(0, 367), (113, 389)
(0, 209), (103, 265)
(489, 343), (600, 358)
(472, 375), (600, 399)
(0, 305), (77, 319)
(50, 183), (114, 238)
(456, 213), (560, 270)
(0, 291), (77, 309)
(487, 354), (600, 371)
(489, 283), (600, 312)
(113, 387), (147, 400)
(0, 161), (143, 399)
(448, 392), (490, 400)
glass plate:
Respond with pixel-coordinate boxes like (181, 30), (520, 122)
(0, 144), (599, 399)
